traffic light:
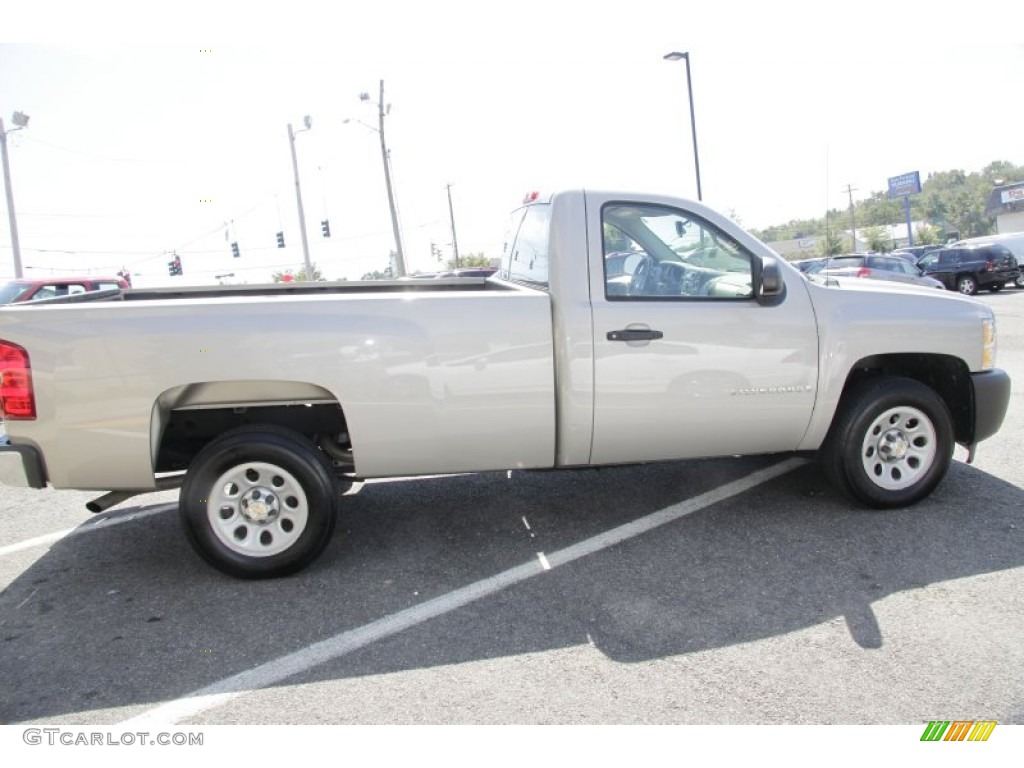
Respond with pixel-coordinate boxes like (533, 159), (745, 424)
(276, 231), (285, 248)
(167, 255), (182, 276)
(321, 219), (331, 238)
(231, 241), (240, 258)
(167, 258), (176, 277)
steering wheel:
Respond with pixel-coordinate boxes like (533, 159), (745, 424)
(630, 255), (655, 296)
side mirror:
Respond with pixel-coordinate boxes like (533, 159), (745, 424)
(753, 255), (786, 306)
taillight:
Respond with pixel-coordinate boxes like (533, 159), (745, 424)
(0, 341), (36, 419)
(857, 268), (870, 277)
(984, 260), (995, 271)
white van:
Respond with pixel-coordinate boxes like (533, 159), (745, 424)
(950, 233), (1024, 287)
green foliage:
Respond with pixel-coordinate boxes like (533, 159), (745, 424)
(446, 252), (491, 270)
(751, 217), (828, 242)
(857, 191), (904, 227)
(819, 228), (844, 256)
(863, 226), (891, 253)
(757, 161), (1024, 245)
(914, 224), (940, 245)
(273, 263), (326, 283)
(603, 222), (630, 252)
(360, 269), (393, 280)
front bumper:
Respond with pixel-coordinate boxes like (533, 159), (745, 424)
(0, 439), (47, 488)
(970, 369), (1011, 445)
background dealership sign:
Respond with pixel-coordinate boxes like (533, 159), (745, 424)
(888, 171), (922, 246)
(888, 171), (922, 199)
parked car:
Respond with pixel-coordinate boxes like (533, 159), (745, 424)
(948, 233), (1024, 288)
(917, 244), (1021, 295)
(790, 257), (829, 274)
(813, 254), (945, 290)
(0, 276), (129, 305)
(891, 245), (943, 262)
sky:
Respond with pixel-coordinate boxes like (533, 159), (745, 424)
(2, 2), (1023, 287)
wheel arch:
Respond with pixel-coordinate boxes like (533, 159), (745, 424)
(151, 380), (353, 475)
(833, 353), (973, 446)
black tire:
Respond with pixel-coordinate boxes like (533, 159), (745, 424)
(820, 376), (953, 508)
(180, 425), (340, 578)
(956, 275), (977, 295)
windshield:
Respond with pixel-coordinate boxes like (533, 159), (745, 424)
(0, 283), (32, 305)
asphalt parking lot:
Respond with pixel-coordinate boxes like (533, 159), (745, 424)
(0, 291), (1022, 729)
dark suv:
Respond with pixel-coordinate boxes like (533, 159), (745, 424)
(917, 244), (1020, 295)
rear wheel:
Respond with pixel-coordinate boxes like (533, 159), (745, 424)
(956, 275), (977, 295)
(821, 376), (953, 508)
(180, 426), (340, 578)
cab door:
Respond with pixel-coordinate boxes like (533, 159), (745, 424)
(586, 198), (818, 465)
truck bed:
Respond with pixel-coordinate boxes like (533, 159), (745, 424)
(21, 277), (509, 307)
(0, 277), (557, 489)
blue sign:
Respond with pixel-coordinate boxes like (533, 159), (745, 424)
(888, 171), (921, 198)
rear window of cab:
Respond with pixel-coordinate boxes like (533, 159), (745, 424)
(500, 204), (550, 289)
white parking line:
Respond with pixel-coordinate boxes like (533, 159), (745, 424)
(121, 457), (806, 726)
(0, 503), (177, 558)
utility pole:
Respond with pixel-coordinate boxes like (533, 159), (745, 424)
(287, 117), (314, 281)
(1, 114), (29, 279)
(374, 80), (406, 277)
(843, 184), (858, 252)
(446, 183), (460, 268)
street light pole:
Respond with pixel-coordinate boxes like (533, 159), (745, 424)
(663, 52), (703, 202)
(287, 117), (314, 281)
(1, 113), (30, 279)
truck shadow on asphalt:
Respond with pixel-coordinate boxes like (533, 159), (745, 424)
(1, 456), (1022, 723)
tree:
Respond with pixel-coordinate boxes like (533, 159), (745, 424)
(914, 224), (940, 245)
(863, 226), (891, 253)
(360, 268), (392, 281)
(753, 161), (1024, 248)
(446, 251), (491, 270)
(857, 191), (904, 228)
(273, 263), (326, 283)
(819, 228), (844, 256)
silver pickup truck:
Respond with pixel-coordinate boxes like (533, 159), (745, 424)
(0, 190), (1011, 578)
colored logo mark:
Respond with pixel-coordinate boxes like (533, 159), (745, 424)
(920, 720), (996, 742)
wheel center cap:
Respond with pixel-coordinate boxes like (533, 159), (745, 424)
(878, 429), (909, 461)
(240, 487), (279, 524)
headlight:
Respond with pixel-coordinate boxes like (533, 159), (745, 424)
(982, 317), (996, 370)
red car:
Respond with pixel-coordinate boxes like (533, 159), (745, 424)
(0, 276), (130, 305)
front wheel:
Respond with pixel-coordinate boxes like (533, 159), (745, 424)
(820, 377), (953, 508)
(180, 426), (340, 578)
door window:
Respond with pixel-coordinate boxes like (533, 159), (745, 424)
(602, 203), (754, 300)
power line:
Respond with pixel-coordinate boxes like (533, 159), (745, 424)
(19, 134), (173, 164)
